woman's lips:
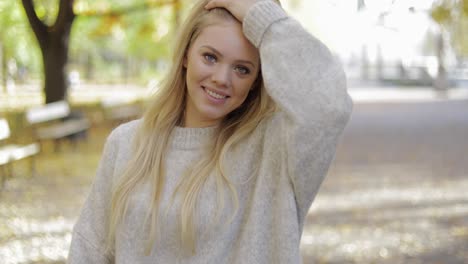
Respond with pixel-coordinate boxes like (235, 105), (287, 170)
(202, 86), (229, 103)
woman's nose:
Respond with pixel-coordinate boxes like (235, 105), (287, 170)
(211, 65), (231, 87)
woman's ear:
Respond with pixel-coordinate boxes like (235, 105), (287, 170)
(183, 55), (188, 68)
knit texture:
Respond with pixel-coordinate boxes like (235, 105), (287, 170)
(68, 1), (353, 263)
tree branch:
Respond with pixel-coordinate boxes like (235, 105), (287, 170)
(21, 0), (48, 47)
(53, 0), (76, 33)
(77, 0), (177, 17)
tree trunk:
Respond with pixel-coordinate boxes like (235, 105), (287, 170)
(361, 45), (369, 80)
(0, 42), (6, 92)
(85, 52), (94, 80)
(357, 0), (366, 11)
(434, 29), (449, 91)
(376, 44), (383, 81)
(42, 31), (72, 103)
(22, 0), (75, 104)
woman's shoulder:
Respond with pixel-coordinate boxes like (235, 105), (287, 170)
(107, 119), (142, 145)
(113, 119), (142, 135)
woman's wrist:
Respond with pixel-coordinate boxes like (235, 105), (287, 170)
(242, 0), (288, 48)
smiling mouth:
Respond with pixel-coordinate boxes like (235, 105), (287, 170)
(203, 86), (229, 100)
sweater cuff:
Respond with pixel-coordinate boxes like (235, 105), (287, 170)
(243, 1), (288, 48)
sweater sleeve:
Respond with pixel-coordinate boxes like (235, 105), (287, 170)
(67, 128), (121, 264)
(243, 1), (353, 225)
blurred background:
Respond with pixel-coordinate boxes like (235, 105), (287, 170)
(0, 0), (467, 263)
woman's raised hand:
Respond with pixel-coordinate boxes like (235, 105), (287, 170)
(204, 0), (259, 22)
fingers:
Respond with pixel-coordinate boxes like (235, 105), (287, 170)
(204, 0), (228, 10)
(204, 0), (253, 22)
(204, 0), (279, 22)
(205, 0), (244, 21)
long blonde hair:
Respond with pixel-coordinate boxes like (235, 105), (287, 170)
(107, 0), (277, 255)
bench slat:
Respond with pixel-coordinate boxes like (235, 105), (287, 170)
(26, 101), (70, 124)
(36, 119), (90, 140)
(0, 119), (11, 141)
(1, 118), (40, 185)
(10, 144), (40, 160)
(0, 151), (9, 165)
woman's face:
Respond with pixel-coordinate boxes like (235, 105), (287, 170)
(183, 19), (260, 128)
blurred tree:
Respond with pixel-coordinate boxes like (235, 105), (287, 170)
(21, 0), (75, 103)
(430, 0), (468, 89)
(431, 0), (468, 56)
(0, 41), (5, 92)
(20, 0), (178, 104)
(357, 0), (366, 11)
(0, 0), (41, 92)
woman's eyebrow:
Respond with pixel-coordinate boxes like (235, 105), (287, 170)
(201, 45), (256, 68)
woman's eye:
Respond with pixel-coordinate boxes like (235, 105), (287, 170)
(203, 53), (216, 63)
(235, 66), (251, 75)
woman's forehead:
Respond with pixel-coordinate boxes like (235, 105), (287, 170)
(191, 22), (259, 64)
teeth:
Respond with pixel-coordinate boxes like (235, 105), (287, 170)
(205, 88), (227, 99)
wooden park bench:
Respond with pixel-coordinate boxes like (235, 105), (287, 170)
(26, 100), (90, 152)
(0, 118), (40, 187)
(101, 97), (142, 126)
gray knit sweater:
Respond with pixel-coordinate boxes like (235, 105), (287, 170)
(68, 1), (352, 263)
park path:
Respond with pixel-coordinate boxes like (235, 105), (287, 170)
(302, 99), (468, 263)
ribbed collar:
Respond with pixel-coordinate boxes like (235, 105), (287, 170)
(170, 126), (217, 150)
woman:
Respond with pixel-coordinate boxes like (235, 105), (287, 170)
(68, 0), (352, 263)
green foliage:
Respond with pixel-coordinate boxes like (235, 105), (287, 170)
(430, 0), (468, 56)
(1, 0), (178, 84)
(32, 0), (59, 26)
(0, 0), (42, 78)
(73, 0), (176, 60)
(430, 4), (451, 24)
(123, 7), (173, 60)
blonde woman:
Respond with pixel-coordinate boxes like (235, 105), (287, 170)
(68, 0), (352, 263)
